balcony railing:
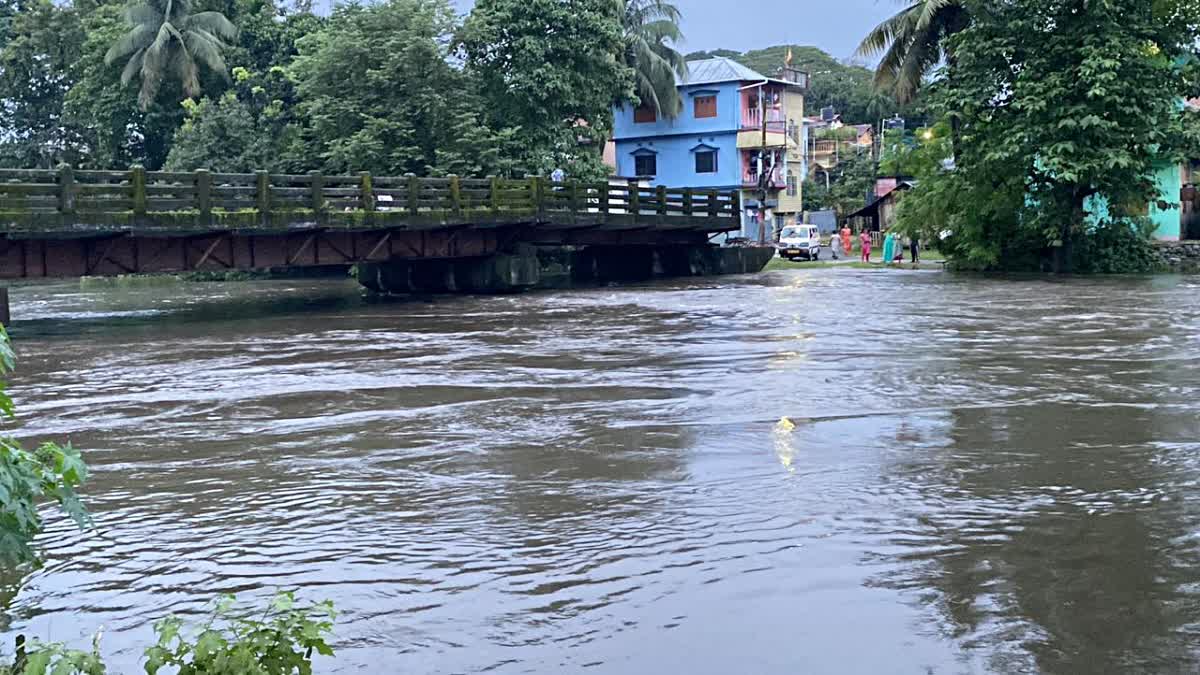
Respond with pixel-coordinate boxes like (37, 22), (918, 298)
(742, 169), (786, 189)
(742, 108), (786, 130)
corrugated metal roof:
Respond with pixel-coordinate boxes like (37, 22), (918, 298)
(680, 57), (767, 86)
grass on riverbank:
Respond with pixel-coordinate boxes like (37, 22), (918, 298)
(764, 257), (945, 272)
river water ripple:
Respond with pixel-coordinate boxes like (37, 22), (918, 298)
(4, 269), (1200, 673)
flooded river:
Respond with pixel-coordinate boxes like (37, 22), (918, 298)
(5, 269), (1200, 673)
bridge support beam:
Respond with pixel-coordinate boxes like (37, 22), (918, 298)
(355, 244), (775, 295)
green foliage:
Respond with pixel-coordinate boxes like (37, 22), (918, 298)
(622, 0), (686, 118)
(0, 0), (86, 168)
(899, 0), (1200, 272)
(461, 0), (633, 178)
(879, 122), (951, 177)
(1071, 220), (1163, 274)
(3, 635), (106, 675)
(63, 3), (156, 169)
(105, 0), (238, 109)
(805, 152), (877, 220)
(855, 0), (968, 104)
(287, 0), (521, 177)
(0, 326), (91, 568)
(143, 592), (335, 675)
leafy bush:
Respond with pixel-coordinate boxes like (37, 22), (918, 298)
(0, 326), (91, 568)
(2, 636), (106, 675)
(1071, 219), (1164, 274)
(144, 592), (335, 675)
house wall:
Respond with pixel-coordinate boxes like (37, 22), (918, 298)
(1151, 163), (1183, 240)
(613, 133), (740, 189)
(1085, 161), (1183, 240)
(777, 88), (806, 215)
(613, 82), (742, 141)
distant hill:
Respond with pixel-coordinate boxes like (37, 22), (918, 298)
(685, 45), (897, 126)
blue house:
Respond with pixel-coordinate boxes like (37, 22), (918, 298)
(612, 58), (809, 240)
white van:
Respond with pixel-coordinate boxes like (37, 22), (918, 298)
(777, 225), (821, 261)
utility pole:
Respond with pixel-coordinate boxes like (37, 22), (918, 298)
(758, 84), (769, 244)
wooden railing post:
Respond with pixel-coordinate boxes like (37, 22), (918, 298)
(448, 174), (462, 215)
(360, 172), (374, 212)
(570, 180), (582, 212)
(489, 176), (500, 214)
(407, 174), (419, 214)
(627, 179), (639, 215)
(195, 169), (212, 226)
(131, 165), (147, 217)
(309, 170), (324, 212)
(56, 163), (75, 216)
(656, 185), (667, 216)
(683, 188), (694, 216)
(256, 170), (270, 225)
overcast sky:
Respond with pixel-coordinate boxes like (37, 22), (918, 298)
(669, 0), (897, 61)
(434, 0), (899, 62)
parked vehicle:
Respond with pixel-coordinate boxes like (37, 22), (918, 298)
(777, 225), (821, 261)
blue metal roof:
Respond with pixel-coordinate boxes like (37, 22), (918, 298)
(680, 58), (767, 86)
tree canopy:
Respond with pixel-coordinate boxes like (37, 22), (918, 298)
(895, 0), (1200, 272)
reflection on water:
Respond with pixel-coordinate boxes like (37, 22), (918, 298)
(4, 271), (1200, 672)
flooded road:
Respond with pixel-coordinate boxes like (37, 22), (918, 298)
(5, 269), (1200, 673)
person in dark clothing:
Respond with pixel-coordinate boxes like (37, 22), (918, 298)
(909, 236), (919, 263)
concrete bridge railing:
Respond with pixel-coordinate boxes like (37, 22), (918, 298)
(0, 166), (740, 233)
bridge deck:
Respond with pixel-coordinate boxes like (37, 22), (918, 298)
(0, 168), (741, 279)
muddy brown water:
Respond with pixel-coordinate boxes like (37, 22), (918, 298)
(3, 269), (1200, 673)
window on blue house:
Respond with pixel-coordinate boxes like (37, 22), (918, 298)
(634, 153), (657, 177)
(695, 149), (717, 174)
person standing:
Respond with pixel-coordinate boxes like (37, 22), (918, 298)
(840, 225), (852, 259)
(910, 235), (919, 263)
(860, 230), (872, 262)
(830, 231), (842, 260)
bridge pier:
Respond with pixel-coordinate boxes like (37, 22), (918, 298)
(0, 287), (8, 326)
(356, 244), (775, 295)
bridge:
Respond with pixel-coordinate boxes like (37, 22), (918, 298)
(0, 166), (742, 279)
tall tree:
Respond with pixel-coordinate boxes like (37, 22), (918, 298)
(621, 0), (686, 118)
(104, 0), (238, 109)
(0, 0), (85, 167)
(461, 0), (634, 179)
(855, 0), (968, 104)
(289, 0), (519, 177)
(896, 0), (1200, 272)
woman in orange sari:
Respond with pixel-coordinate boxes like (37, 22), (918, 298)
(840, 226), (852, 259)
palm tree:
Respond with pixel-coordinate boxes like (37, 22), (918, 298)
(855, 0), (968, 104)
(105, 0), (237, 110)
(622, 0), (687, 119)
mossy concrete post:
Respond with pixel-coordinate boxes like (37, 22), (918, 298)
(599, 181), (610, 213)
(489, 176), (500, 215)
(448, 175), (462, 216)
(407, 174), (419, 215)
(657, 185), (667, 216)
(130, 165), (147, 218)
(0, 287), (9, 326)
(731, 188), (741, 218)
(683, 188), (694, 216)
(627, 179), (639, 215)
(570, 180), (582, 212)
(56, 163), (75, 218)
(528, 176), (542, 215)
(708, 189), (719, 218)
(309, 170), (325, 214)
(360, 172), (374, 213)
(256, 170), (270, 226)
(196, 169), (212, 226)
